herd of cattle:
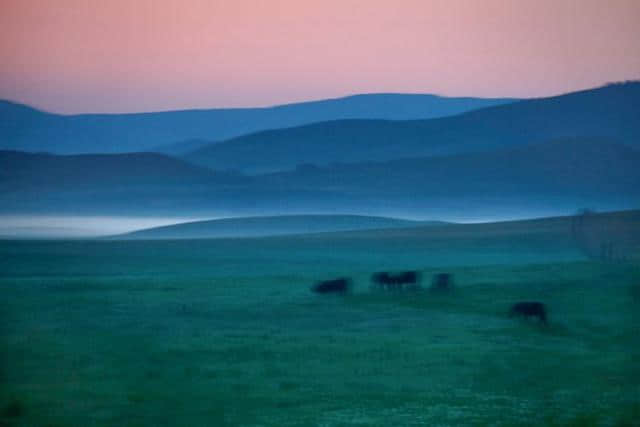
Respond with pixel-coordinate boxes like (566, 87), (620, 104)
(312, 271), (548, 325)
(312, 271), (454, 294)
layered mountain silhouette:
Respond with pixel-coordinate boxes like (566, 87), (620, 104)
(2, 83), (638, 222)
(259, 138), (639, 196)
(186, 82), (640, 173)
(0, 94), (515, 154)
(2, 137), (638, 219)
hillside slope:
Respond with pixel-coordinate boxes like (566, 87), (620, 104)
(0, 150), (245, 190)
(187, 82), (640, 173)
(259, 138), (640, 197)
(2, 138), (638, 219)
(0, 94), (515, 154)
(115, 215), (429, 239)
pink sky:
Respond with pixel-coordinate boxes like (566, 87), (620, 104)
(1, 0), (639, 114)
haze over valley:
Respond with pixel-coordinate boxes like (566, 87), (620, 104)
(1, 82), (639, 236)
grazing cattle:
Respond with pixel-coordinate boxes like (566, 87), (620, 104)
(371, 272), (391, 291)
(371, 271), (420, 291)
(312, 277), (352, 294)
(371, 271), (392, 291)
(430, 273), (453, 292)
(509, 302), (547, 324)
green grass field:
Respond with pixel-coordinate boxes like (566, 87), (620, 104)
(1, 228), (639, 426)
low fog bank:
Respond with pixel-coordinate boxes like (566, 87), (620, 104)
(0, 215), (204, 238)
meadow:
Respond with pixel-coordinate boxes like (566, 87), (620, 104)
(1, 226), (639, 426)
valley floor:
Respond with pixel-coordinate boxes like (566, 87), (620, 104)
(1, 237), (639, 426)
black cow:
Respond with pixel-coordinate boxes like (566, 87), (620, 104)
(509, 302), (547, 324)
(430, 273), (453, 292)
(371, 272), (390, 289)
(371, 271), (420, 291)
(312, 277), (352, 294)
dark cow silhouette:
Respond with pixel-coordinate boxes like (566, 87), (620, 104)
(371, 271), (420, 291)
(371, 272), (391, 289)
(430, 273), (453, 292)
(312, 277), (352, 294)
(509, 302), (547, 324)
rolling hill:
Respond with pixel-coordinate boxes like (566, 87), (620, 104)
(0, 150), (256, 215)
(0, 94), (515, 154)
(114, 215), (432, 239)
(2, 137), (638, 220)
(113, 209), (640, 264)
(186, 82), (640, 173)
(291, 209), (640, 263)
(259, 137), (640, 197)
(0, 150), (245, 190)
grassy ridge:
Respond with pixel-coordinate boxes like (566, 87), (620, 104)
(115, 215), (425, 240)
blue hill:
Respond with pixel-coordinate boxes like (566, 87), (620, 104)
(0, 94), (515, 154)
(186, 82), (640, 173)
(2, 137), (638, 220)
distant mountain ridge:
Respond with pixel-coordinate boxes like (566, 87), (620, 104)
(258, 137), (640, 197)
(186, 82), (640, 173)
(2, 137), (638, 220)
(0, 94), (516, 154)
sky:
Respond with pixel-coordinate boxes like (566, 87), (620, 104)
(1, 0), (639, 114)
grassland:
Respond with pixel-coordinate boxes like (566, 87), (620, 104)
(1, 221), (639, 426)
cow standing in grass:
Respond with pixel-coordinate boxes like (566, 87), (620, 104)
(509, 301), (548, 324)
(371, 272), (392, 291)
(371, 271), (420, 291)
(312, 277), (352, 295)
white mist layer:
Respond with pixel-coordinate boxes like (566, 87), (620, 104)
(0, 216), (207, 238)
